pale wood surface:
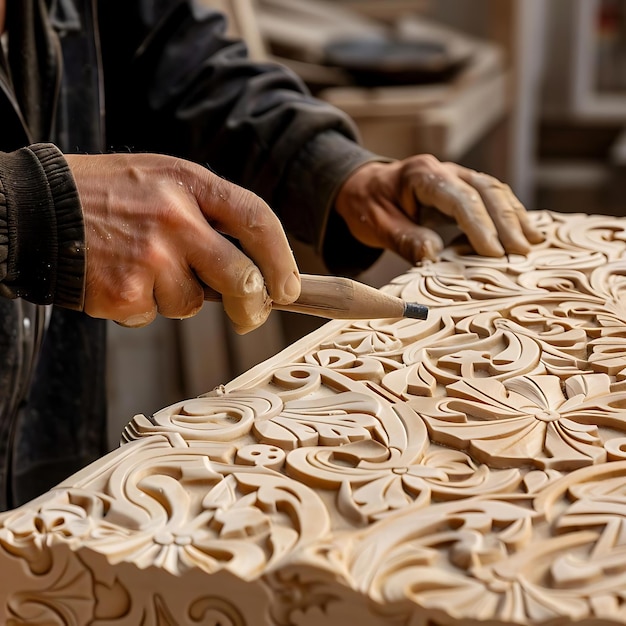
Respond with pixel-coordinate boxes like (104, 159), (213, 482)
(4, 211), (626, 624)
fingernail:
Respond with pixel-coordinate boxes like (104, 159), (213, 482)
(118, 312), (154, 328)
(282, 271), (301, 302)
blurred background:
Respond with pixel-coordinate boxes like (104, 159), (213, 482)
(106, 0), (626, 445)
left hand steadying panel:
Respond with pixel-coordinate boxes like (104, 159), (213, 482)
(334, 154), (544, 263)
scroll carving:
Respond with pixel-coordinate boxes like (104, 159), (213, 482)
(4, 211), (626, 624)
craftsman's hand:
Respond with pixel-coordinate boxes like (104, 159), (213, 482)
(334, 156), (544, 263)
(65, 153), (300, 333)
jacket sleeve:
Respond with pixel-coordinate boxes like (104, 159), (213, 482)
(0, 143), (85, 308)
(98, 0), (383, 275)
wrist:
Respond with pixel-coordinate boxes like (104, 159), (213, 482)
(0, 144), (85, 309)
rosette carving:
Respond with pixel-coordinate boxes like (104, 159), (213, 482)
(6, 212), (626, 624)
(415, 373), (626, 470)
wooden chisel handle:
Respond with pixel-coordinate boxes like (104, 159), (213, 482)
(202, 274), (428, 320)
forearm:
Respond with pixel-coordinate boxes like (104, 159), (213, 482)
(0, 143), (85, 309)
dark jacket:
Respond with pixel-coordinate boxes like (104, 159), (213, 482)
(0, 0), (381, 509)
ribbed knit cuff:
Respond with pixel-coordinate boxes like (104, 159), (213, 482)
(0, 144), (85, 309)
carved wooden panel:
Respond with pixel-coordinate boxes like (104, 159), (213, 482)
(3, 211), (626, 624)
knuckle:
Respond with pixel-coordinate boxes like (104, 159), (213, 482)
(87, 268), (144, 310)
(509, 196), (526, 212)
(474, 171), (503, 190)
(115, 277), (151, 309)
(170, 156), (190, 173)
(240, 191), (273, 231)
(218, 183), (273, 235)
(164, 155), (196, 181)
(92, 276), (155, 324)
(413, 154), (441, 168)
(126, 164), (145, 185)
(165, 183), (197, 216)
(144, 243), (171, 272)
(211, 175), (233, 203)
(497, 206), (521, 223)
(402, 154), (441, 178)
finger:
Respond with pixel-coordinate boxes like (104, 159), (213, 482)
(464, 172), (530, 254)
(185, 222), (273, 330)
(222, 266), (272, 333)
(196, 176), (300, 304)
(411, 168), (505, 257)
(452, 165), (543, 251)
(84, 268), (157, 326)
(371, 202), (444, 263)
(153, 268), (204, 320)
(223, 287), (272, 335)
(502, 184), (544, 244)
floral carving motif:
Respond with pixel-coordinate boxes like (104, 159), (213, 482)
(415, 373), (626, 470)
(123, 390), (283, 444)
(6, 212), (626, 624)
(253, 392), (384, 450)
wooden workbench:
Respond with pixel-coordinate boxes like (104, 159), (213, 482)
(2, 211), (626, 625)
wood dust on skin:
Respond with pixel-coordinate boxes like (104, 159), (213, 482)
(221, 267), (272, 332)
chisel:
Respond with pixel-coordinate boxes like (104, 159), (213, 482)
(203, 274), (428, 320)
